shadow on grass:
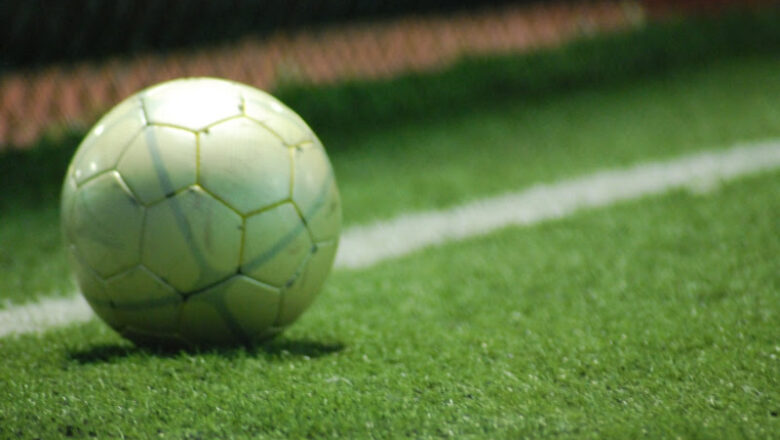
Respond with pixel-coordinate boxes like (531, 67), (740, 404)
(67, 337), (345, 365)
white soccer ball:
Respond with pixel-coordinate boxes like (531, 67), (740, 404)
(60, 77), (341, 346)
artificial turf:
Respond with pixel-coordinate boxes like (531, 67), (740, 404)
(0, 169), (777, 439)
(2, 55), (780, 305)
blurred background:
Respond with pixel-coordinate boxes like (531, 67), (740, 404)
(0, 0), (778, 204)
(1, 0), (776, 148)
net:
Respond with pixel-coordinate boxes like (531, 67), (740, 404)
(0, 1), (640, 149)
(0, 0), (770, 150)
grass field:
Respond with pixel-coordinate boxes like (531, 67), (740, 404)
(1, 15), (779, 439)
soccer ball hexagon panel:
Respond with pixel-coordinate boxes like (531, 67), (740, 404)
(61, 77), (342, 347)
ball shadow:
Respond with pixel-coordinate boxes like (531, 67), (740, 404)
(67, 337), (345, 365)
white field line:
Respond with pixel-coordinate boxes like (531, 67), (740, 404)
(1, 140), (779, 338)
(336, 140), (780, 268)
(0, 295), (94, 338)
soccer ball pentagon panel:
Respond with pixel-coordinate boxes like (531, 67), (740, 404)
(61, 78), (341, 347)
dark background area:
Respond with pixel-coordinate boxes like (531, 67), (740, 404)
(1, 0), (546, 71)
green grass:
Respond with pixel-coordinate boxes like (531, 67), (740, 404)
(3, 54), (780, 306)
(1, 169), (777, 439)
(333, 56), (780, 225)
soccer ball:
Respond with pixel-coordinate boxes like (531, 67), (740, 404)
(60, 77), (341, 347)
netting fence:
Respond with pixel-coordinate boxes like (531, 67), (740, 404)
(0, 1), (643, 150)
(0, 0), (772, 150)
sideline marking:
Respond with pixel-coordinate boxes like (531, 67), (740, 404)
(336, 141), (780, 268)
(0, 295), (93, 337)
(1, 140), (779, 338)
